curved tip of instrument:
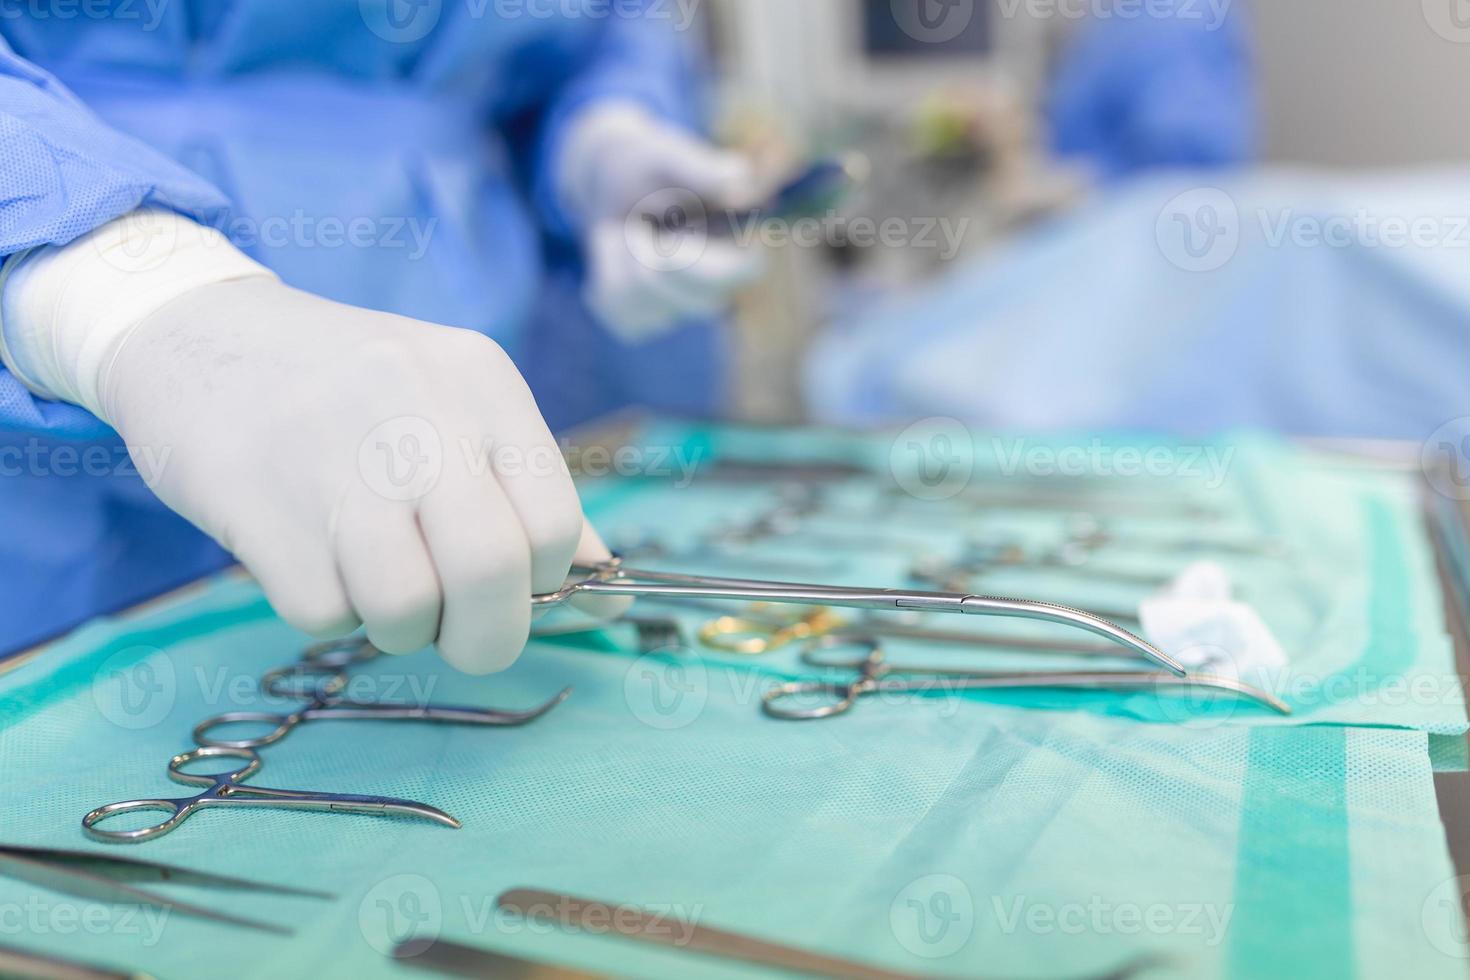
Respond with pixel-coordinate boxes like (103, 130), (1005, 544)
(410, 805), (462, 829)
(1250, 689), (1293, 715)
(1189, 674), (1293, 715)
(531, 687), (573, 718)
(1144, 643), (1189, 678)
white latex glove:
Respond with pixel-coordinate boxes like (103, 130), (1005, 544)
(559, 101), (765, 342)
(0, 210), (622, 674)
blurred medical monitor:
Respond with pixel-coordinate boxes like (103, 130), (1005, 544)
(853, 0), (1049, 101)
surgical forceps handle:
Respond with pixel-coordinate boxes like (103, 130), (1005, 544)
(540, 563), (1186, 675)
(293, 695), (573, 725)
(192, 688), (572, 749)
(82, 747), (461, 843)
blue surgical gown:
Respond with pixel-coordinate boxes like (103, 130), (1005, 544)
(1046, 1), (1257, 179)
(0, 4), (724, 653)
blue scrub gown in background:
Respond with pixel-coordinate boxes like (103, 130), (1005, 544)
(1047, 0), (1257, 180)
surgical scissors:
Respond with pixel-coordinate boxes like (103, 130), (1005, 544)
(534, 559), (1185, 674)
(83, 746), (461, 843)
(761, 636), (1291, 720)
(193, 643), (570, 749)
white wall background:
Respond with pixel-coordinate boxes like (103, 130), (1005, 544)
(1254, 0), (1470, 166)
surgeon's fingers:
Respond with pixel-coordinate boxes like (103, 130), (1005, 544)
(592, 224), (756, 335)
(417, 462), (532, 675)
(672, 240), (765, 291)
(650, 129), (763, 210)
(333, 496), (441, 655)
(234, 529), (361, 639)
(569, 519), (633, 622)
(650, 242), (764, 320)
(585, 224), (685, 339)
(464, 348), (583, 595)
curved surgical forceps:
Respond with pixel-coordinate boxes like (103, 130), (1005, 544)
(535, 559), (1186, 675)
(761, 636), (1291, 721)
(698, 606), (1127, 658)
(83, 747), (461, 843)
(193, 641), (570, 749)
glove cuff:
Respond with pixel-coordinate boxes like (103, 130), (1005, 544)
(0, 208), (276, 422)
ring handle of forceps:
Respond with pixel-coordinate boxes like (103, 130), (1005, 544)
(301, 637), (380, 669)
(82, 747), (261, 843)
(194, 711), (305, 749)
(262, 662), (350, 699)
(192, 686), (576, 748)
(762, 680), (876, 720)
(764, 637), (886, 718)
(192, 662), (346, 748)
(798, 635), (885, 670)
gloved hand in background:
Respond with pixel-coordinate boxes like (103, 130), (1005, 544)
(0, 210), (620, 674)
(559, 100), (766, 342)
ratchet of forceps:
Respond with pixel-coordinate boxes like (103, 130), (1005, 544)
(698, 606), (1126, 659)
(535, 560), (1186, 675)
(761, 636), (1291, 721)
(193, 657), (570, 749)
(82, 747), (461, 843)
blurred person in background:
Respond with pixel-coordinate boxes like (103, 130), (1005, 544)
(1047, 0), (1256, 180)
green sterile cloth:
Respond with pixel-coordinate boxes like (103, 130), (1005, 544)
(0, 578), (1465, 980)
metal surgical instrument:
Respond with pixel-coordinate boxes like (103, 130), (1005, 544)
(762, 636), (1291, 721)
(83, 746), (462, 843)
(192, 654), (569, 750)
(393, 938), (614, 979)
(533, 559), (1185, 674)
(698, 606), (1126, 659)
(0, 844), (333, 935)
(0, 941), (143, 980)
(906, 561), (1145, 628)
(497, 886), (925, 980)
(495, 887), (1167, 980)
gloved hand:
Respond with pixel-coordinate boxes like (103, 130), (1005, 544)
(559, 100), (765, 342)
(0, 211), (619, 674)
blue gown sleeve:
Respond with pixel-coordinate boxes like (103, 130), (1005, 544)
(530, 0), (708, 239)
(0, 36), (229, 438)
